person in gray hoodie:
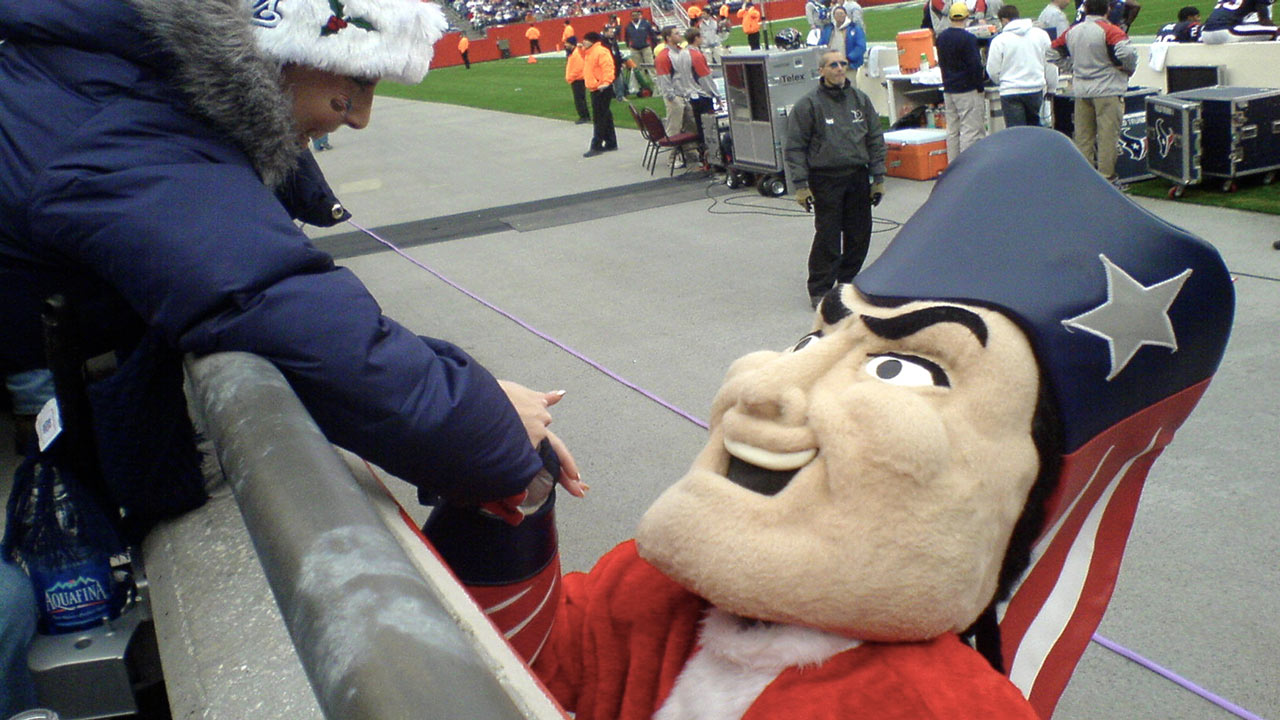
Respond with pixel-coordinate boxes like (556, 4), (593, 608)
(1050, 0), (1137, 181)
(784, 50), (887, 309)
(986, 5), (1053, 127)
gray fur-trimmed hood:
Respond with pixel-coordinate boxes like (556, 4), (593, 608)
(127, 0), (300, 187)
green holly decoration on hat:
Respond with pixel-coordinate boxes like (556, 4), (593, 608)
(321, 0), (375, 36)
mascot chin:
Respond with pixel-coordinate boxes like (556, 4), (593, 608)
(425, 127), (1234, 720)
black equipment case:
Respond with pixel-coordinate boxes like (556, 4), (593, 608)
(1171, 86), (1280, 189)
(1145, 94), (1203, 189)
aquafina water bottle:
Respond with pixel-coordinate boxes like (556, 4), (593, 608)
(12, 460), (120, 634)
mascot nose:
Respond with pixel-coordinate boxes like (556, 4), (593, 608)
(734, 365), (818, 427)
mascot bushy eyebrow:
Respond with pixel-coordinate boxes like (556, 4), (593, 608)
(425, 128), (1234, 720)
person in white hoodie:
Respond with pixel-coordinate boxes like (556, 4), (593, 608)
(986, 5), (1052, 127)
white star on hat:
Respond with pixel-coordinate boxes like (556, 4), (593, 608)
(1061, 254), (1192, 381)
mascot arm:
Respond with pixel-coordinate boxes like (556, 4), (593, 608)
(423, 441), (565, 664)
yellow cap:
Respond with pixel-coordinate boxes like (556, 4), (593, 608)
(949, 2), (971, 18)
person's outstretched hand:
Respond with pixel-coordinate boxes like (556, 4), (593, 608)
(498, 380), (586, 497)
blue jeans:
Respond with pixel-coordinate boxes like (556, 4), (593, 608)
(4, 370), (54, 416)
(1001, 91), (1044, 127)
(0, 561), (38, 716)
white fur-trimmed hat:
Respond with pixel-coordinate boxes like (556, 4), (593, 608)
(246, 0), (448, 84)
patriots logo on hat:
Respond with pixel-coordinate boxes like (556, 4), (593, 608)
(250, 0), (283, 27)
(1061, 254), (1191, 381)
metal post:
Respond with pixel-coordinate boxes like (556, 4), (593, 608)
(184, 352), (565, 720)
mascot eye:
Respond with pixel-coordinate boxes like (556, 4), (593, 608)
(789, 332), (822, 352)
(865, 353), (950, 388)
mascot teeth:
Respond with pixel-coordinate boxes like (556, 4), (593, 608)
(724, 439), (816, 471)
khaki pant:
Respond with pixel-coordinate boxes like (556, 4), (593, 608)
(1073, 95), (1123, 179)
(943, 90), (986, 161)
(663, 94), (698, 162)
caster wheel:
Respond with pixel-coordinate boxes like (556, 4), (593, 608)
(1221, 180), (1237, 193)
(1168, 185), (1184, 199)
(758, 177), (786, 197)
(725, 172), (742, 189)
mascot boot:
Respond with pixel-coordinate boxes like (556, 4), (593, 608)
(426, 127), (1234, 720)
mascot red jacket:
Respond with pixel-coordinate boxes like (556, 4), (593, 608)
(426, 128), (1234, 719)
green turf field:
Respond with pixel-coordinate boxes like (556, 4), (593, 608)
(377, 1), (1280, 214)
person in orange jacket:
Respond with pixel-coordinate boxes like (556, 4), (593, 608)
(719, 1), (731, 19)
(457, 34), (471, 69)
(561, 19), (576, 54)
(687, 3), (703, 21)
(526, 25), (542, 54)
(580, 32), (617, 157)
(738, 0), (763, 49)
(564, 39), (591, 124)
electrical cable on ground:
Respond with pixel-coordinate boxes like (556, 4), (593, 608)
(347, 218), (1265, 720)
(702, 179), (903, 233)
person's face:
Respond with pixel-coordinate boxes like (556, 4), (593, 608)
(833, 7), (847, 24)
(282, 65), (377, 147)
(636, 286), (1043, 640)
(819, 51), (848, 85)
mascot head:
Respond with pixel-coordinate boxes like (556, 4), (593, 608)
(637, 128), (1233, 715)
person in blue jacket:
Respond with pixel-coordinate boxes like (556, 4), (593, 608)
(0, 0), (583, 537)
(818, 6), (868, 72)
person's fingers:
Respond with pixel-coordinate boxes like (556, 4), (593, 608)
(545, 429), (585, 497)
(544, 389), (567, 409)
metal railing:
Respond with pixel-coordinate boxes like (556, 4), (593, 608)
(184, 352), (565, 720)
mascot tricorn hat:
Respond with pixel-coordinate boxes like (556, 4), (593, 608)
(855, 127), (1234, 717)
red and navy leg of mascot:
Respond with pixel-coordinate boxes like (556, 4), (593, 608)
(422, 440), (562, 663)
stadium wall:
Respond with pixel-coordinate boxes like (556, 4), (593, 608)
(430, 0), (900, 69)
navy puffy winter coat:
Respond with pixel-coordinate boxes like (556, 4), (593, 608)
(0, 0), (542, 516)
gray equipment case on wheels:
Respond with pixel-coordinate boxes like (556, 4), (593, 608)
(721, 48), (824, 195)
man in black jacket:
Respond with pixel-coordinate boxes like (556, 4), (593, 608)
(784, 50), (887, 309)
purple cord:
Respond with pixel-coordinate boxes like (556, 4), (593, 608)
(349, 219), (1265, 720)
(1090, 633), (1265, 720)
(348, 220), (711, 430)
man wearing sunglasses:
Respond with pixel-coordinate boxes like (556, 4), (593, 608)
(784, 50), (887, 310)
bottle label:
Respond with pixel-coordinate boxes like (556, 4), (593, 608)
(30, 560), (116, 632)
